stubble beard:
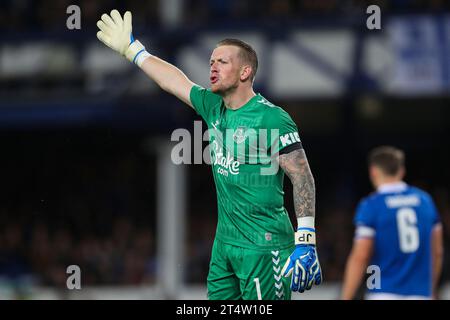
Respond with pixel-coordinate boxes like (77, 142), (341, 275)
(211, 80), (239, 97)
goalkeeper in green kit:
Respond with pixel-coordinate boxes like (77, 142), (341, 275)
(97, 10), (322, 300)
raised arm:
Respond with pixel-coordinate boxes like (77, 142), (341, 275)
(96, 10), (195, 108)
(279, 148), (322, 292)
(139, 56), (195, 107)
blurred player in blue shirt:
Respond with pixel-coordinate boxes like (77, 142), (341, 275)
(341, 146), (443, 299)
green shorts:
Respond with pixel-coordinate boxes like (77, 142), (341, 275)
(207, 238), (294, 300)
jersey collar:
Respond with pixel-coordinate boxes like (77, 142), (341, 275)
(377, 181), (407, 194)
(224, 93), (258, 112)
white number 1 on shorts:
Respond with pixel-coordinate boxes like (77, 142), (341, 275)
(253, 277), (262, 300)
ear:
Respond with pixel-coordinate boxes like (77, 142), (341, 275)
(240, 65), (252, 82)
(369, 165), (375, 177)
(369, 165), (378, 180)
(398, 166), (406, 180)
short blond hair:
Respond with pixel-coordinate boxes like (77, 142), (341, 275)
(216, 38), (258, 81)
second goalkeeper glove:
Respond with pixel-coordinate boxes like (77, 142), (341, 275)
(281, 226), (323, 292)
(96, 9), (151, 67)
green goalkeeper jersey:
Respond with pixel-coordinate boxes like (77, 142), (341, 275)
(190, 85), (301, 250)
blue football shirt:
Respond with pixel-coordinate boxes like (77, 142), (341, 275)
(354, 182), (440, 297)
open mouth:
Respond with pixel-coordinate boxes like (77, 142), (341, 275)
(210, 75), (218, 84)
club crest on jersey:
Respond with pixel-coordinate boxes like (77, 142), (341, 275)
(233, 126), (247, 144)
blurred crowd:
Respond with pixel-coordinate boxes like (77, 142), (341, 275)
(0, 133), (158, 289)
(1, 0), (449, 32)
(0, 215), (157, 287)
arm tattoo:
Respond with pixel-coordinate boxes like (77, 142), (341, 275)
(278, 149), (315, 218)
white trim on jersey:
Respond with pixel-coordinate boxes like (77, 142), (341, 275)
(354, 225), (376, 239)
(377, 181), (407, 194)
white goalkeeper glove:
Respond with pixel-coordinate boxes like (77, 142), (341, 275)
(281, 219), (323, 292)
(96, 9), (151, 67)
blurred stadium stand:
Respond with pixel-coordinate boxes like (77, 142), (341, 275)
(0, 0), (449, 299)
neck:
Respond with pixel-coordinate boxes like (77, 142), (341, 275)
(375, 177), (402, 189)
(222, 87), (256, 110)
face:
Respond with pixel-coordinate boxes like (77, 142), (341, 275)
(209, 45), (243, 94)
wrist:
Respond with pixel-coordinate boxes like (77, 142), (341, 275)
(297, 217), (315, 230)
(295, 217), (316, 246)
(125, 39), (152, 67)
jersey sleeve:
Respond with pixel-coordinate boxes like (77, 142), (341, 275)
(263, 106), (302, 154)
(424, 193), (441, 226)
(189, 85), (222, 122)
(353, 199), (376, 239)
